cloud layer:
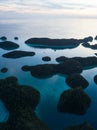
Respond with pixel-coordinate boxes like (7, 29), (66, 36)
(0, 0), (97, 17)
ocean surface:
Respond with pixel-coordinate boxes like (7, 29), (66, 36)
(0, 17), (97, 130)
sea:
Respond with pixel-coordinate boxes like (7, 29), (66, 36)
(0, 16), (97, 130)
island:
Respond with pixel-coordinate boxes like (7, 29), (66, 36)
(22, 59), (83, 78)
(57, 87), (91, 115)
(0, 76), (50, 130)
(64, 122), (94, 130)
(0, 41), (19, 50)
(2, 50), (35, 58)
(25, 36), (93, 49)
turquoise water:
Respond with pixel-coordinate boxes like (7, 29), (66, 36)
(0, 18), (97, 129)
(0, 41), (97, 129)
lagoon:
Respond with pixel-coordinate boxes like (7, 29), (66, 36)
(0, 17), (97, 129)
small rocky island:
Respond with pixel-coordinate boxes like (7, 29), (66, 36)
(0, 41), (19, 50)
(56, 56), (97, 70)
(2, 50), (35, 58)
(65, 74), (89, 89)
(42, 56), (51, 62)
(57, 87), (91, 115)
(0, 36), (7, 41)
(0, 68), (8, 73)
(64, 122), (94, 130)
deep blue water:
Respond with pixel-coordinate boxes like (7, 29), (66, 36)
(0, 17), (97, 130)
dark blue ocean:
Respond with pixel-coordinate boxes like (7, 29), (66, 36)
(0, 17), (97, 130)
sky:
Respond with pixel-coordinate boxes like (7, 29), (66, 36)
(0, 0), (97, 18)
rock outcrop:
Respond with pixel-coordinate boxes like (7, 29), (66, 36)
(22, 59), (83, 78)
(3, 50), (35, 58)
(94, 75), (97, 84)
(0, 68), (8, 73)
(56, 56), (97, 70)
(0, 36), (7, 41)
(25, 37), (83, 49)
(42, 56), (51, 62)
(0, 76), (50, 130)
(0, 41), (19, 50)
(57, 88), (91, 115)
(65, 74), (89, 89)
(64, 122), (94, 130)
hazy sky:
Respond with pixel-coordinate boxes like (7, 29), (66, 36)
(0, 0), (97, 18)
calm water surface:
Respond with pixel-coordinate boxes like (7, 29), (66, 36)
(0, 17), (97, 130)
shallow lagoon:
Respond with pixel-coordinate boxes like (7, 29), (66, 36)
(0, 17), (97, 129)
(0, 39), (97, 130)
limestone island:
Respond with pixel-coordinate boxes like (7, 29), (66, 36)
(42, 56), (51, 62)
(82, 42), (97, 50)
(0, 76), (50, 130)
(25, 36), (93, 49)
(1, 68), (8, 73)
(2, 50), (35, 58)
(57, 87), (91, 115)
(80, 35), (97, 50)
(56, 56), (97, 69)
(0, 41), (19, 50)
(0, 36), (7, 41)
(14, 37), (19, 40)
(94, 75), (97, 84)
(65, 74), (89, 89)
(22, 59), (83, 78)
(95, 36), (97, 40)
(64, 122), (94, 130)
(22, 56), (97, 79)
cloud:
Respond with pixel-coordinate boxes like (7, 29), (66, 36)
(0, 0), (97, 18)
